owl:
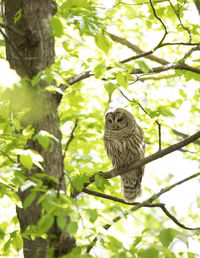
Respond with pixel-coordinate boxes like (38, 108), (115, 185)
(104, 108), (145, 203)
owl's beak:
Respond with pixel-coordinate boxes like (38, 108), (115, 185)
(113, 123), (119, 130)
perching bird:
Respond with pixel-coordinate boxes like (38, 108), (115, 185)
(104, 108), (145, 203)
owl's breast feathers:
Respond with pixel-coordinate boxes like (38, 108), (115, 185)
(104, 127), (144, 169)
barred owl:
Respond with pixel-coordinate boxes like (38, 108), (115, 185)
(104, 108), (145, 203)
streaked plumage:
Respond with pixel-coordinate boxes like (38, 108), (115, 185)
(104, 108), (145, 203)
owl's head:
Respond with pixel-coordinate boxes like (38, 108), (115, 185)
(105, 108), (135, 130)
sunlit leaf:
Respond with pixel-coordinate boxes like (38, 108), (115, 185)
(159, 228), (177, 248)
(104, 81), (117, 95)
(137, 60), (150, 74)
(67, 221), (78, 235)
(24, 191), (37, 210)
(94, 33), (111, 54)
(34, 130), (58, 151)
(94, 63), (106, 79)
(139, 247), (159, 258)
(116, 72), (128, 88)
(50, 17), (64, 37)
(20, 152), (33, 170)
(86, 209), (98, 223)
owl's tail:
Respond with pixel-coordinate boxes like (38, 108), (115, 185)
(120, 169), (143, 203)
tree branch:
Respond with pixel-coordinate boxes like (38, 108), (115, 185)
(104, 130), (200, 179)
(63, 49), (200, 89)
(85, 171), (200, 253)
(130, 62), (200, 75)
(108, 32), (169, 65)
(72, 130), (200, 198)
(83, 188), (164, 207)
(138, 74), (178, 81)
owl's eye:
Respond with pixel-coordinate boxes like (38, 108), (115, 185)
(108, 119), (112, 123)
(117, 118), (123, 122)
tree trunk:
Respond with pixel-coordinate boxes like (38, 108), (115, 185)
(4, 0), (75, 256)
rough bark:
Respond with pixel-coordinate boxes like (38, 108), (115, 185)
(4, 0), (75, 257)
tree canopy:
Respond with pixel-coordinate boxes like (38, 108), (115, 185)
(0, 0), (200, 257)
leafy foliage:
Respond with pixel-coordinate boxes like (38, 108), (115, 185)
(0, 0), (200, 257)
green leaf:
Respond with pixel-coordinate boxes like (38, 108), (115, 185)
(86, 209), (98, 223)
(57, 215), (67, 230)
(10, 231), (23, 251)
(159, 228), (176, 248)
(0, 228), (5, 240)
(34, 130), (58, 151)
(179, 89), (187, 98)
(137, 60), (150, 74)
(14, 9), (22, 23)
(20, 152), (33, 170)
(94, 63), (106, 79)
(73, 173), (90, 192)
(50, 17), (64, 37)
(157, 106), (175, 117)
(133, 236), (142, 247)
(94, 174), (103, 189)
(67, 221), (78, 235)
(187, 252), (196, 258)
(104, 81), (117, 95)
(45, 85), (64, 95)
(116, 72), (128, 88)
(107, 236), (123, 252)
(94, 173), (110, 190)
(3, 239), (11, 253)
(22, 126), (35, 140)
(38, 214), (54, 233)
(13, 118), (21, 132)
(139, 247), (159, 258)
(15, 149), (43, 170)
(31, 75), (41, 86)
(94, 33), (111, 54)
(24, 191), (37, 210)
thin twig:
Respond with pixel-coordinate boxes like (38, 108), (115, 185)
(63, 119), (78, 161)
(172, 129), (200, 146)
(144, 172), (200, 203)
(162, 42), (200, 46)
(114, 0), (168, 7)
(149, 0), (168, 49)
(58, 119), (78, 197)
(160, 205), (199, 230)
(168, 0), (192, 42)
(183, 46), (200, 60)
(119, 89), (162, 150)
